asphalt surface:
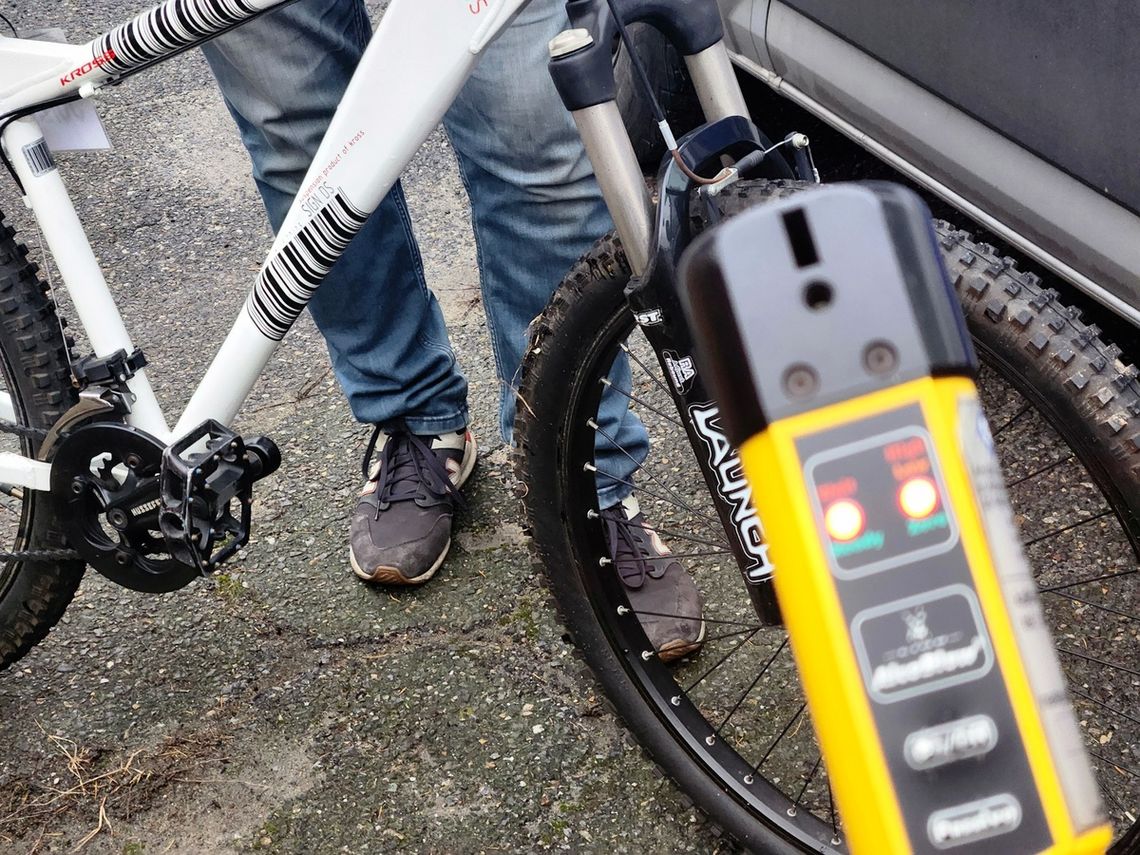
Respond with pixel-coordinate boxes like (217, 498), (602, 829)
(6, 5), (1139, 854)
(0, 2), (734, 852)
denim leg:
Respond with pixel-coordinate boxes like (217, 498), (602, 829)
(201, 0), (469, 434)
(443, 0), (649, 508)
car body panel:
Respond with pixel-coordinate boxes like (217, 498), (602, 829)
(723, 0), (1140, 321)
(775, 0), (1140, 215)
(718, 0), (763, 62)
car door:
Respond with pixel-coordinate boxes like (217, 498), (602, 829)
(751, 0), (1140, 319)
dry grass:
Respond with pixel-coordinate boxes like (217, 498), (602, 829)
(0, 724), (232, 852)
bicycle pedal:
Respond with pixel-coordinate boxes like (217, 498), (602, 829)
(159, 419), (280, 575)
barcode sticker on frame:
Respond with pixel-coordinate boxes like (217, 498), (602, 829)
(22, 139), (56, 177)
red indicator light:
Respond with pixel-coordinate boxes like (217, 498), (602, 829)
(898, 476), (939, 519)
(825, 499), (865, 542)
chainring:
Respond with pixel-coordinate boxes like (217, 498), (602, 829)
(49, 421), (199, 592)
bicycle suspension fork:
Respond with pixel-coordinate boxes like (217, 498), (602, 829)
(550, 1), (748, 276)
(549, 2), (784, 624)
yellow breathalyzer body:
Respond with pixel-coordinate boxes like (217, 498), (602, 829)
(680, 185), (1110, 854)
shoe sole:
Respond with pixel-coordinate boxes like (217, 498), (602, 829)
(656, 618), (707, 664)
(350, 432), (479, 586)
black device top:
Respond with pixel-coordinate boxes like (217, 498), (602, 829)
(678, 183), (976, 446)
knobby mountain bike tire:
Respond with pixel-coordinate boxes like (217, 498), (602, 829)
(515, 180), (1139, 853)
(0, 213), (84, 671)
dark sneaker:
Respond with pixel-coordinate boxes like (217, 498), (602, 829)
(600, 495), (705, 662)
(349, 427), (477, 586)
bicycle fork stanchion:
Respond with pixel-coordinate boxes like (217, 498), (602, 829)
(680, 184), (1111, 854)
(683, 43), (751, 122)
(550, 28), (653, 275)
(549, 0), (751, 271)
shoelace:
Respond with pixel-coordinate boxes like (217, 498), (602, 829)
(601, 507), (667, 590)
(361, 426), (465, 520)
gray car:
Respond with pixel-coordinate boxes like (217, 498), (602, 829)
(621, 2), (1139, 327)
(725, 1), (1140, 325)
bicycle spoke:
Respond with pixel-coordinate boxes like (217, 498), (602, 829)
(586, 463), (720, 526)
(1057, 646), (1140, 678)
(611, 517), (730, 551)
(1098, 779), (1132, 825)
(590, 418), (716, 523)
(827, 779), (840, 841)
(1069, 687), (1140, 727)
(684, 628), (760, 693)
(1023, 509), (1115, 547)
(1041, 588), (1137, 623)
(620, 342), (674, 399)
(699, 626), (772, 645)
(646, 550), (731, 560)
(991, 403), (1032, 440)
(1039, 568), (1137, 593)
(625, 608), (759, 630)
(600, 377), (684, 428)
(715, 637), (789, 735)
(1006, 453), (1075, 487)
(1088, 752), (1138, 781)
(758, 701), (806, 768)
(792, 756), (823, 813)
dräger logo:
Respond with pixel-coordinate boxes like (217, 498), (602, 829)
(60, 48), (116, 86)
(690, 403), (773, 582)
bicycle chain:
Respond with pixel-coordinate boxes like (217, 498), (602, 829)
(0, 417), (81, 562)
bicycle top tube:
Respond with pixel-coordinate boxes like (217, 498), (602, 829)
(0, 0), (289, 112)
(2, 0), (541, 114)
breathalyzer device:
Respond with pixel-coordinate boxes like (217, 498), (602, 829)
(679, 184), (1110, 854)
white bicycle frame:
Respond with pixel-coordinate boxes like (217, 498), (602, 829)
(0, 0), (746, 493)
(0, 0), (533, 490)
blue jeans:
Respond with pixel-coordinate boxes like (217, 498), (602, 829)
(202, 0), (645, 507)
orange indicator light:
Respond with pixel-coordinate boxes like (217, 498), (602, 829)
(824, 499), (865, 542)
(898, 476), (939, 519)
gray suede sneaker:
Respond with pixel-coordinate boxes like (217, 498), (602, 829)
(349, 427), (477, 585)
(600, 495), (705, 662)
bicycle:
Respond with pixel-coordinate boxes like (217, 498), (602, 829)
(0, 0), (1134, 852)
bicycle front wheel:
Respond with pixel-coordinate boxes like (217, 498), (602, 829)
(515, 184), (1139, 852)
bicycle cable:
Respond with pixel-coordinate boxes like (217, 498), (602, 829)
(604, 0), (722, 186)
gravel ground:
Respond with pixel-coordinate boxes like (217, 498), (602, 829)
(2, 5), (1135, 855)
(0, 2), (735, 852)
